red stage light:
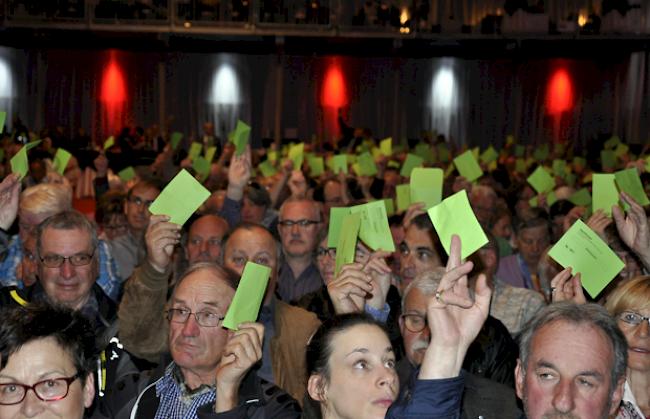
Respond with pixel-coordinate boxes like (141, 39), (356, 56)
(101, 60), (126, 104)
(546, 68), (573, 115)
(321, 61), (347, 108)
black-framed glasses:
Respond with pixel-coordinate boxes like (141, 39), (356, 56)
(316, 247), (336, 258)
(40, 250), (95, 268)
(400, 313), (427, 333)
(128, 196), (154, 208)
(618, 311), (650, 327)
(278, 219), (321, 228)
(166, 308), (225, 327)
(0, 373), (81, 405)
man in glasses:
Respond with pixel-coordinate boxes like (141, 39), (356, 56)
(109, 179), (161, 279)
(0, 303), (96, 419)
(396, 273), (521, 418)
(276, 197), (324, 303)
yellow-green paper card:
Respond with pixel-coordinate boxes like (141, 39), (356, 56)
(548, 219), (624, 298)
(335, 212), (361, 276)
(332, 154), (348, 174)
(222, 262), (271, 330)
(170, 132), (183, 150)
(396, 184), (411, 212)
(231, 120), (251, 156)
(188, 142), (203, 161)
(103, 136), (115, 150)
(118, 166), (136, 182)
(614, 168), (650, 206)
(53, 148), (72, 175)
(289, 143), (304, 169)
(380, 137), (392, 156)
(453, 150), (483, 182)
(149, 169), (211, 225)
(400, 154), (424, 178)
(527, 166), (555, 194)
(410, 168), (442, 209)
(328, 207), (351, 248)
(350, 200), (395, 252)
(427, 189), (488, 260)
(10, 140), (42, 179)
(592, 174), (619, 216)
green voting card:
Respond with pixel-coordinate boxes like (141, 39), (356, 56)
(480, 146), (498, 164)
(415, 143), (435, 164)
(573, 156), (586, 168)
(53, 148), (72, 175)
(533, 144), (549, 162)
(400, 154), (424, 178)
(453, 150), (483, 182)
(569, 188), (592, 207)
(615, 168), (650, 206)
(222, 262), (271, 330)
(10, 140), (41, 179)
(350, 200), (395, 252)
(527, 166), (555, 194)
(332, 154), (348, 174)
(258, 159), (278, 178)
(335, 212), (361, 276)
(614, 143), (629, 158)
(103, 136), (115, 150)
(552, 159), (567, 177)
(601, 150), (616, 170)
(0, 111), (6, 133)
(548, 219), (624, 298)
(289, 143), (304, 170)
(268, 150), (278, 163)
(188, 142), (203, 161)
(149, 169), (210, 225)
(384, 199), (395, 216)
(205, 146), (217, 163)
(118, 166), (136, 182)
(380, 137), (392, 156)
(604, 136), (621, 150)
(515, 158), (527, 174)
(396, 184), (411, 213)
(357, 152), (378, 176)
(192, 156), (211, 177)
(529, 196), (539, 208)
(308, 156), (324, 177)
(436, 143), (450, 163)
(328, 207), (351, 248)
(592, 174), (619, 216)
(170, 132), (183, 150)
(410, 168), (442, 209)
(427, 189), (488, 260)
(231, 120), (251, 156)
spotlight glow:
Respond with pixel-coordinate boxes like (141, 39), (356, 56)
(546, 68), (574, 115)
(211, 64), (241, 105)
(0, 59), (13, 99)
(431, 67), (457, 110)
(321, 61), (347, 108)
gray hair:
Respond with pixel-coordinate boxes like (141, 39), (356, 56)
(173, 262), (239, 296)
(20, 183), (72, 218)
(401, 267), (446, 309)
(36, 210), (98, 258)
(518, 302), (628, 390)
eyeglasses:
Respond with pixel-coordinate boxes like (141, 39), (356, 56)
(400, 313), (428, 333)
(618, 311), (650, 327)
(0, 373), (80, 405)
(128, 196), (154, 208)
(316, 247), (336, 258)
(278, 219), (321, 228)
(40, 250), (95, 268)
(166, 308), (225, 327)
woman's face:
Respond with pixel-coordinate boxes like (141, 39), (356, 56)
(617, 307), (650, 372)
(491, 214), (512, 240)
(319, 324), (398, 419)
(0, 337), (94, 419)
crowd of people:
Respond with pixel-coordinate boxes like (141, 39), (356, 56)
(0, 122), (648, 419)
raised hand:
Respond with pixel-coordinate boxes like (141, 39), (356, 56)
(586, 209), (612, 240)
(145, 214), (182, 273)
(549, 267), (586, 304)
(215, 322), (264, 412)
(361, 250), (393, 311)
(226, 145), (252, 201)
(419, 235), (491, 380)
(327, 263), (372, 314)
(0, 173), (21, 231)
(612, 192), (650, 271)
(402, 202), (426, 229)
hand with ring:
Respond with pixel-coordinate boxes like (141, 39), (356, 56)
(549, 267), (586, 304)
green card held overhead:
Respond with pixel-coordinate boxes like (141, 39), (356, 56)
(308, 156), (324, 177)
(205, 146), (217, 163)
(117, 166), (136, 182)
(258, 159), (278, 178)
(357, 152), (378, 176)
(615, 168), (650, 206)
(410, 168), (443, 209)
(0, 111), (6, 133)
(604, 135), (621, 150)
(335, 212), (361, 276)
(289, 142), (305, 169)
(552, 159), (567, 177)
(103, 136), (115, 150)
(349, 200), (395, 252)
(396, 184), (411, 213)
(529, 196), (539, 208)
(592, 174), (619, 216)
(414, 143), (435, 164)
(10, 140), (41, 179)
(384, 199), (395, 216)
(222, 262), (271, 330)
(453, 150), (483, 182)
(188, 142), (203, 161)
(568, 188), (592, 207)
(231, 120), (251, 156)
(480, 146), (498, 164)
(427, 189), (488, 260)
(614, 143), (629, 158)
(170, 132), (183, 150)
(52, 148), (72, 175)
(380, 137), (392, 156)
(533, 144), (549, 162)
(548, 219), (624, 298)
(332, 154), (348, 174)
(527, 166), (555, 194)
(268, 150), (278, 163)
(149, 169), (211, 225)
(573, 156), (586, 168)
(328, 207), (351, 248)
(515, 158), (527, 174)
(601, 150), (616, 170)
(192, 156), (211, 176)
(436, 143), (450, 163)
(400, 154), (424, 178)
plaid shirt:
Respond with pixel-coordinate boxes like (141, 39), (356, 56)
(0, 235), (122, 302)
(154, 363), (215, 419)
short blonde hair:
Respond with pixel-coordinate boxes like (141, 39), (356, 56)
(19, 183), (72, 218)
(605, 275), (650, 316)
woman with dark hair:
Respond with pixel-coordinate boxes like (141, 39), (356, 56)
(0, 303), (97, 419)
(304, 235), (491, 419)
